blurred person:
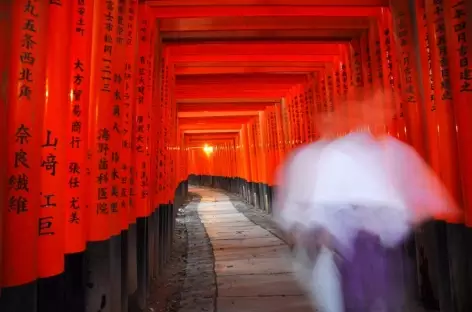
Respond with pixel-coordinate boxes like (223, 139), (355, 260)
(274, 91), (458, 312)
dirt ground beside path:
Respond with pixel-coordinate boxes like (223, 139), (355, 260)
(146, 204), (189, 312)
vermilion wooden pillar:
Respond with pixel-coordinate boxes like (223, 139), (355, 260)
(125, 0), (139, 302)
(390, 0), (423, 147)
(1, 2), (48, 311)
(443, 0), (472, 227)
(37, 1), (72, 311)
(377, 8), (401, 138)
(275, 102), (286, 165)
(360, 31), (374, 98)
(0, 0), (13, 296)
(66, 0), (94, 259)
(424, 0), (462, 222)
(131, 2), (153, 310)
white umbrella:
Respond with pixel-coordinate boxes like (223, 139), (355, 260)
(307, 130), (459, 249)
(274, 140), (349, 312)
(273, 139), (332, 235)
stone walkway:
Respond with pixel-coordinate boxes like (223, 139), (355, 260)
(179, 187), (313, 312)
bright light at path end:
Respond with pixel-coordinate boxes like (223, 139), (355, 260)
(203, 144), (214, 155)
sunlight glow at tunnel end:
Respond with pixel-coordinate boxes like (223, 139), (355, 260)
(203, 144), (214, 156)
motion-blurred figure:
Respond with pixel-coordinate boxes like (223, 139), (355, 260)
(274, 92), (459, 312)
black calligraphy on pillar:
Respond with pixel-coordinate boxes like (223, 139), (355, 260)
(19, 0), (39, 101)
(383, 28), (400, 118)
(451, 1), (472, 93)
(383, 29), (393, 83)
(94, 1), (115, 215)
(364, 42), (373, 84)
(10, 124), (32, 213)
(335, 70), (342, 99)
(96, 128), (110, 214)
(116, 0), (125, 45)
(341, 64), (348, 97)
(122, 52), (134, 208)
(13, 137), (30, 170)
(101, 58), (112, 92)
(127, 0), (136, 45)
(375, 38), (383, 80)
(327, 74), (334, 112)
(67, 59), (86, 224)
(70, 57), (84, 150)
(352, 47), (363, 87)
(39, 217), (55, 236)
(421, 12), (436, 111)
(39, 192), (56, 236)
(41, 129), (59, 177)
(395, 12), (416, 105)
(129, 166), (136, 208)
(108, 0), (127, 215)
(75, 0), (86, 35)
(433, 0), (453, 101)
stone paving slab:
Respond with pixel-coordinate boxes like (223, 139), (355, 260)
(206, 227), (273, 237)
(213, 245), (290, 260)
(211, 237), (286, 249)
(215, 258), (294, 275)
(178, 187), (313, 312)
(217, 273), (305, 297)
(217, 296), (313, 312)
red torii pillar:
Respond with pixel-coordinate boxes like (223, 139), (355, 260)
(2, 1), (48, 310)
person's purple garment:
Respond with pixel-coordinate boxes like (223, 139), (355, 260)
(339, 230), (406, 312)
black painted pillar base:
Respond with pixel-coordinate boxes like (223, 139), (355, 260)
(37, 272), (65, 312)
(166, 203), (173, 264)
(120, 230), (129, 312)
(85, 240), (111, 312)
(65, 252), (86, 312)
(250, 182), (256, 206)
(258, 183), (266, 211)
(158, 204), (166, 275)
(127, 223), (138, 297)
(152, 210), (160, 280)
(0, 281), (37, 312)
(129, 217), (148, 311)
(254, 182), (260, 209)
(147, 211), (156, 284)
(267, 185), (273, 213)
(445, 223), (472, 311)
(109, 234), (122, 312)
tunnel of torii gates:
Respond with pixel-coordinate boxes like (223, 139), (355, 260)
(1, 0), (472, 311)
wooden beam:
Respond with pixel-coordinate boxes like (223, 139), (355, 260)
(180, 124), (245, 130)
(148, 0), (388, 6)
(161, 29), (360, 41)
(176, 83), (302, 98)
(174, 66), (322, 75)
(179, 116), (255, 125)
(174, 61), (328, 67)
(185, 133), (239, 139)
(175, 73), (307, 84)
(183, 129), (240, 133)
(177, 98), (280, 103)
(186, 136), (237, 140)
(160, 16), (369, 32)
(170, 54), (335, 63)
(150, 6), (381, 18)
(179, 111), (260, 117)
(187, 137), (236, 141)
(175, 89), (289, 99)
(165, 42), (341, 55)
(178, 102), (273, 112)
